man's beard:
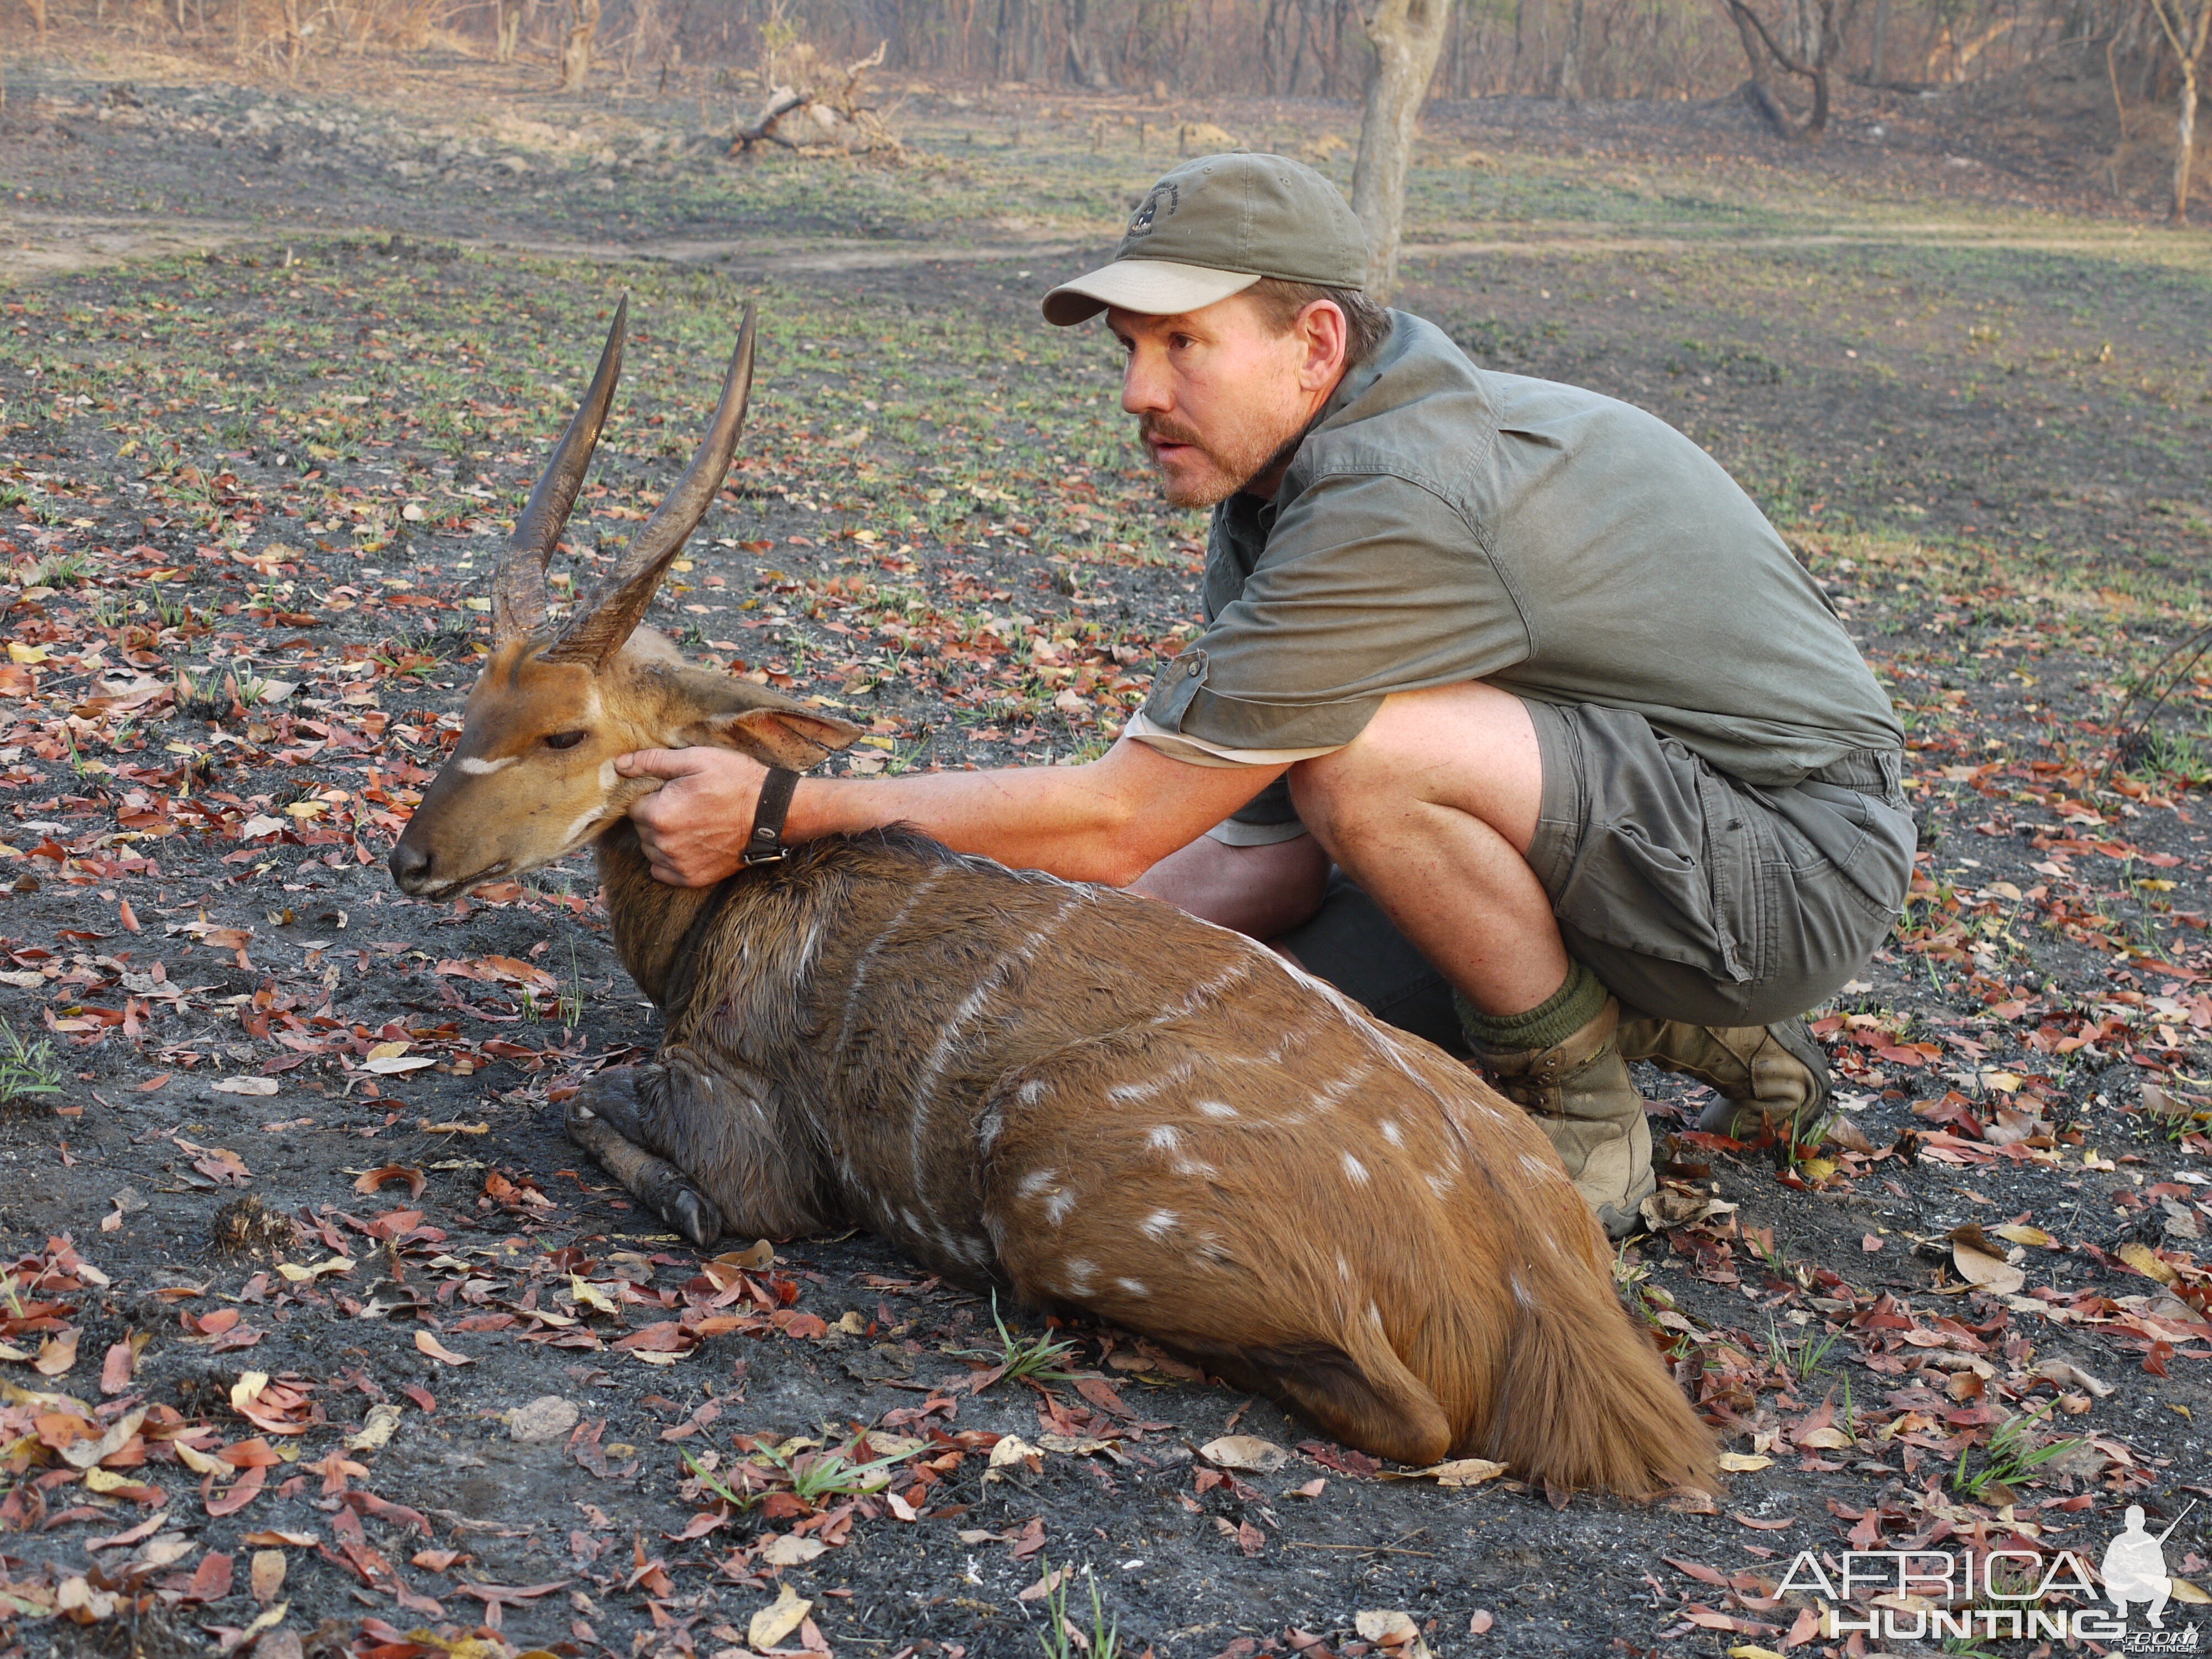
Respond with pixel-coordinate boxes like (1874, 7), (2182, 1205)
(1139, 412), (1307, 508)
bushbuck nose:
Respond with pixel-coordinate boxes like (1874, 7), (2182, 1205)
(388, 840), (431, 891)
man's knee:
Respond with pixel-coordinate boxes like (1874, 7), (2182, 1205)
(1287, 680), (1543, 855)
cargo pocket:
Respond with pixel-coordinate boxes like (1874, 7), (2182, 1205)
(1553, 809), (1749, 984)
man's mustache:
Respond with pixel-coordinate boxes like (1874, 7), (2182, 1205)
(1138, 418), (1206, 450)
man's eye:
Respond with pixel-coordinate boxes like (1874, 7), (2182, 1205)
(544, 731), (588, 751)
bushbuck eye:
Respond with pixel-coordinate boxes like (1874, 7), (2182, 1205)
(544, 731), (588, 751)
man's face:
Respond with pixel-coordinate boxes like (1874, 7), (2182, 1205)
(1109, 296), (1317, 509)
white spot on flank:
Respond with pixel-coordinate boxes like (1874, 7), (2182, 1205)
(1016, 1168), (1059, 1199)
(458, 754), (517, 775)
(1510, 1272), (1536, 1311)
(1115, 1277), (1148, 1298)
(1139, 1209), (1177, 1240)
(1045, 1191), (1077, 1225)
(1426, 1171), (1455, 1200)
(1063, 1259), (1098, 1295)
(1018, 1078), (1048, 1106)
(1335, 1253), (1350, 1281)
(1342, 1151), (1369, 1184)
(1378, 1119), (1403, 1146)
(1145, 1124), (1183, 1152)
(1110, 1057), (1199, 1104)
(1195, 1099), (1238, 1120)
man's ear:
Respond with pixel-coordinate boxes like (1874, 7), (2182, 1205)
(660, 667), (863, 768)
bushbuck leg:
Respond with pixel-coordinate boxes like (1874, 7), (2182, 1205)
(568, 1048), (839, 1246)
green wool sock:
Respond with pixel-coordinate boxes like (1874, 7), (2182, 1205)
(1457, 959), (1610, 1053)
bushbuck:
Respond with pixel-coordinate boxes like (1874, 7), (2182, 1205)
(388, 302), (1718, 1495)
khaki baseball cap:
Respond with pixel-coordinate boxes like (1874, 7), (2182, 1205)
(1041, 152), (1370, 326)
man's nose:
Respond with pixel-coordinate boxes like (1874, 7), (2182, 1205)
(1121, 343), (1172, 415)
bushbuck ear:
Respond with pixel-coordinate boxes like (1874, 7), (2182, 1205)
(710, 707), (866, 771)
(661, 666), (864, 769)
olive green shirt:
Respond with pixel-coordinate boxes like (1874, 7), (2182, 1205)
(1132, 311), (1902, 812)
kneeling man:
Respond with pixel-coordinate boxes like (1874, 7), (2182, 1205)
(617, 154), (1914, 1237)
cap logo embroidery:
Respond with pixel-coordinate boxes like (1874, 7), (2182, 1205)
(1126, 182), (1178, 239)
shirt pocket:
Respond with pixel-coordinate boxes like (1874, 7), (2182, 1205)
(1140, 648), (1210, 731)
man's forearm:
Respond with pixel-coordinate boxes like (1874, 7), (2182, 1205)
(787, 761), (1151, 884)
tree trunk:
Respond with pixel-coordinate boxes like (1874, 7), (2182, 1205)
(2177, 51), (2200, 223)
(1350, 0), (1453, 299)
(1558, 0), (1585, 98)
(2147, 0), (2211, 223)
(497, 0), (525, 60)
(1063, 0), (1112, 87)
(1869, 0), (1886, 81)
(560, 0), (601, 90)
(22, 0), (45, 43)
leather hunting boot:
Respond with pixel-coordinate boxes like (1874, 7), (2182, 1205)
(1465, 995), (1655, 1239)
(1614, 1014), (1832, 1143)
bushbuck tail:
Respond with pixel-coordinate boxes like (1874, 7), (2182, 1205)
(388, 302), (1718, 1496)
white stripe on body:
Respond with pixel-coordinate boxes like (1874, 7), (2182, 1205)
(904, 891), (1086, 1207)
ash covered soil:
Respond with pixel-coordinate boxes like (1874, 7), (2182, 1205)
(0, 39), (2210, 1659)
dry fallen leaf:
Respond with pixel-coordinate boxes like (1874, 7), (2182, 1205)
(2031, 1359), (2114, 1399)
(748, 1583), (812, 1649)
(413, 1330), (474, 1367)
(249, 1549), (286, 1604)
(1948, 1224), (2026, 1296)
(2120, 1240), (2180, 1286)
(346, 1402), (404, 1452)
(1716, 1452), (1773, 1473)
(1200, 1434), (1290, 1474)
(352, 1165), (427, 1200)
(1353, 1610), (1434, 1658)
(507, 1396), (579, 1443)
(757, 1533), (826, 1567)
(210, 1077), (279, 1097)
(34, 1328), (79, 1378)
(987, 1433), (1044, 1478)
(1990, 1223), (2057, 1248)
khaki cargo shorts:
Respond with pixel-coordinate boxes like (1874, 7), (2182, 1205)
(1281, 700), (1916, 1044)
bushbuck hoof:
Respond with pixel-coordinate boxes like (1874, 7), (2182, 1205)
(565, 1082), (726, 1249)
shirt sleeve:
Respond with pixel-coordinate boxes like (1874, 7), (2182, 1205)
(1136, 469), (1532, 753)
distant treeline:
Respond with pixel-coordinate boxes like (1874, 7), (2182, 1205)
(13, 0), (2199, 126)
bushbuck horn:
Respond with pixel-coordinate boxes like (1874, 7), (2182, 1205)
(543, 303), (757, 669)
(492, 295), (629, 643)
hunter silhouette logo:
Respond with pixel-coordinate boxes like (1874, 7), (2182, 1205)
(2107, 1501), (2197, 1629)
(1126, 183), (1178, 239)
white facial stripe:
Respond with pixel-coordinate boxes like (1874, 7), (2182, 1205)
(458, 755), (518, 776)
(556, 800), (611, 853)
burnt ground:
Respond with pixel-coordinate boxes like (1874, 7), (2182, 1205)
(0, 30), (2209, 1659)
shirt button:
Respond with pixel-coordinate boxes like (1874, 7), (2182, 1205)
(1186, 660), (1203, 676)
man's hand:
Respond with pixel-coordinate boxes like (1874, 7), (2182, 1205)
(617, 747), (768, 888)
